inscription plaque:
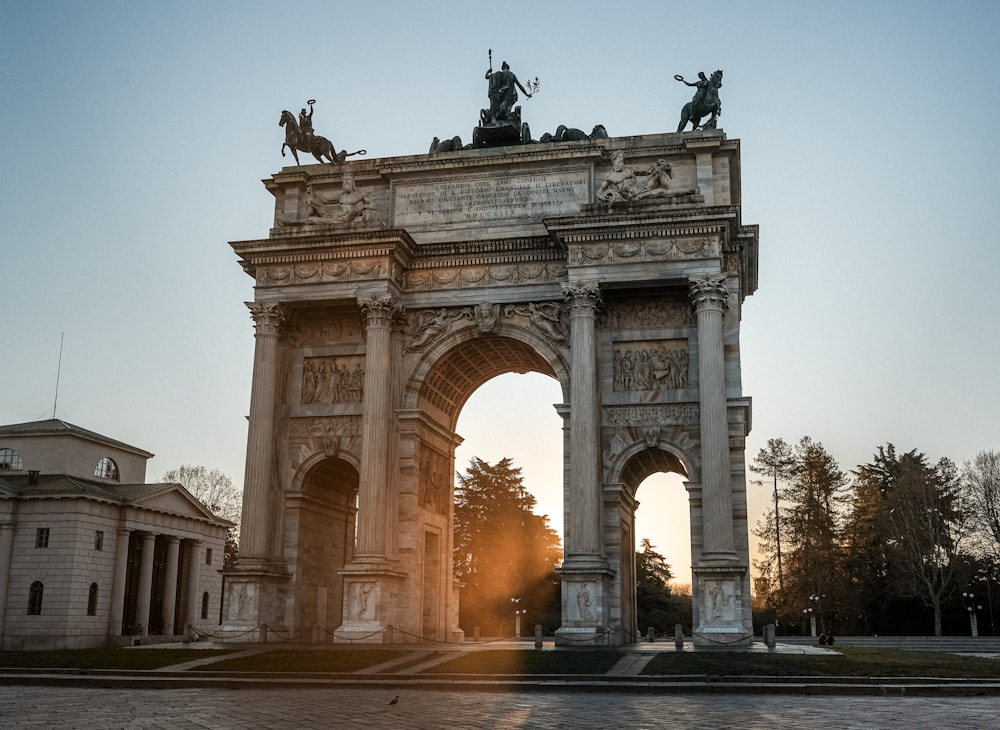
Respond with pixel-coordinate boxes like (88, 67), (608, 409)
(393, 169), (590, 228)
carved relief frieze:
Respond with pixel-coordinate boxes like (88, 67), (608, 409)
(289, 416), (363, 439)
(257, 259), (388, 287)
(603, 403), (700, 427)
(302, 356), (364, 404)
(570, 237), (719, 266)
(601, 295), (695, 329)
(280, 174), (386, 230)
(403, 262), (567, 291)
(612, 340), (689, 392)
(288, 314), (363, 347)
(418, 449), (451, 515)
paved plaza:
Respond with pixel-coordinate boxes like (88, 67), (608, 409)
(2, 686), (1000, 729)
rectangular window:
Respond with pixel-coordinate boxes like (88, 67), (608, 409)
(205, 548), (213, 566)
(94, 531), (104, 550)
(35, 528), (49, 548)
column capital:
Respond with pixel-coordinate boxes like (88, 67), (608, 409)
(562, 281), (602, 316)
(688, 273), (730, 313)
(246, 301), (285, 336)
(357, 293), (403, 329)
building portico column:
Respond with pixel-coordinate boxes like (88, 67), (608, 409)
(355, 293), (402, 560)
(161, 536), (180, 635)
(239, 300), (285, 564)
(0, 523), (15, 639)
(135, 532), (157, 636)
(107, 527), (131, 638)
(185, 540), (201, 629)
(689, 273), (736, 560)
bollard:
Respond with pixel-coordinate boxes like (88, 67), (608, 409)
(473, 626), (481, 643)
(259, 623), (268, 643)
(383, 624), (394, 645)
(183, 622), (193, 644)
(764, 623), (776, 648)
(534, 624), (543, 649)
(647, 626), (655, 642)
(674, 623), (684, 650)
(312, 625), (320, 645)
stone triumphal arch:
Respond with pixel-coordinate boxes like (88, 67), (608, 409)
(225, 129), (759, 646)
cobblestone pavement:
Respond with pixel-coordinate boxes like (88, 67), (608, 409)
(2, 686), (1000, 729)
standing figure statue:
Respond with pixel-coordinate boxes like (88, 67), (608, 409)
(675, 69), (723, 132)
(484, 53), (533, 126)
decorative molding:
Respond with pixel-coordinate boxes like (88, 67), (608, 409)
(601, 295), (694, 328)
(403, 262), (567, 291)
(289, 416), (363, 439)
(603, 403), (701, 427)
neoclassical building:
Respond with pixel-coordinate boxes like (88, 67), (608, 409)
(0, 420), (229, 650)
(226, 129), (758, 646)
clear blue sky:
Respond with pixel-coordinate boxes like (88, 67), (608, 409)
(3, 1), (998, 583)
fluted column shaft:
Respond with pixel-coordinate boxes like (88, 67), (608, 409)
(565, 283), (603, 557)
(356, 294), (400, 558)
(135, 532), (157, 635)
(240, 301), (284, 560)
(690, 274), (735, 557)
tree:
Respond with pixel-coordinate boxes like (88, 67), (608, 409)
(162, 465), (242, 567)
(752, 437), (848, 634)
(453, 457), (562, 635)
(850, 446), (971, 636)
(750, 438), (796, 594)
(635, 538), (688, 634)
(965, 450), (1000, 558)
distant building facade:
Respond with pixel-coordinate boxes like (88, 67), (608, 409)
(0, 420), (229, 650)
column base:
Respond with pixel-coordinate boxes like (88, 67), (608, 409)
(334, 558), (408, 643)
(220, 560), (291, 639)
(691, 564), (753, 648)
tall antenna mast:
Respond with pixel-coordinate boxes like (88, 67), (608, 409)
(52, 332), (64, 419)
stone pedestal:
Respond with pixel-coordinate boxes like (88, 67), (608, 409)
(692, 565), (752, 647)
(333, 563), (407, 643)
(219, 563), (290, 640)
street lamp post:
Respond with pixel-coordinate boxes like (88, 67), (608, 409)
(803, 595), (819, 638)
(511, 597), (525, 638)
(963, 591), (983, 638)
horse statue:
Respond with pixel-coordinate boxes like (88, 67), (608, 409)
(279, 110), (365, 165)
(676, 69), (723, 133)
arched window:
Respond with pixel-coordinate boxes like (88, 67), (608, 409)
(94, 457), (119, 481)
(0, 447), (22, 471)
(87, 583), (99, 616)
(201, 592), (209, 620)
(27, 581), (43, 615)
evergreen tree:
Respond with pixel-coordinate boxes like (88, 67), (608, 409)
(635, 538), (689, 634)
(453, 457), (562, 635)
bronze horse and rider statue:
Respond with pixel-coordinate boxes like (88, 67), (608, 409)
(675, 69), (723, 132)
(279, 100), (366, 165)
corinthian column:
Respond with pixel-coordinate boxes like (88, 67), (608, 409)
(563, 282), (603, 560)
(239, 301), (284, 562)
(355, 293), (402, 559)
(689, 273), (735, 559)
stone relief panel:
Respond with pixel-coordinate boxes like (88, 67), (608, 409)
(301, 357), (364, 404)
(612, 340), (689, 392)
(227, 582), (256, 621)
(289, 416), (363, 439)
(703, 579), (735, 622)
(603, 404), (700, 428)
(349, 581), (377, 620)
(601, 295), (695, 329)
(280, 174), (386, 230)
(419, 449), (451, 515)
(404, 262), (567, 292)
(403, 301), (569, 351)
(575, 583), (595, 621)
(288, 313), (363, 347)
(503, 301), (568, 344)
